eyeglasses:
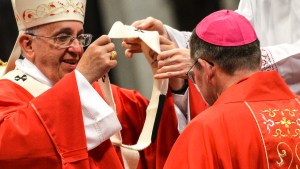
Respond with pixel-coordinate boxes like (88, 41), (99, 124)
(186, 60), (198, 84)
(186, 58), (214, 84)
(27, 33), (93, 48)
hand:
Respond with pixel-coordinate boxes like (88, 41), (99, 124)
(76, 35), (117, 83)
(122, 17), (169, 58)
(131, 17), (169, 38)
(150, 36), (177, 68)
(154, 48), (193, 91)
(155, 48), (192, 79)
(122, 38), (142, 58)
(138, 36), (176, 70)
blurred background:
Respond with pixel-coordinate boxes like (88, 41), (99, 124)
(0, 0), (238, 98)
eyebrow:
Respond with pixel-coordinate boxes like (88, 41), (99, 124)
(52, 27), (84, 36)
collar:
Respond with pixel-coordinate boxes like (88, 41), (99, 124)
(214, 71), (296, 105)
(15, 58), (53, 87)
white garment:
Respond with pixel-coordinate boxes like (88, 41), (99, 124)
(172, 88), (190, 133)
(15, 58), (121, 150)
(236, 0), (300, 94)
(165, 0), (300, 94)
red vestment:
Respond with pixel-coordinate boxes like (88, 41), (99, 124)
(164, 71), (300, 169)
(110, 79), (207, 169)
(0, 72), (123, 169)
(0, 71), (207, 169)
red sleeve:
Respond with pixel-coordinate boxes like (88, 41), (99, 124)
(0, 72), (91, 168)
(30, 72), (89, 164)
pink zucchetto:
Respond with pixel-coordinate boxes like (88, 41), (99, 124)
(2, 0), (86, 76)
(196, 10), (257, 47)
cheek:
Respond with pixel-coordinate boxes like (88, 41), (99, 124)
(34, 48), (65, 80)
(35, 49), (62, 67)
(194, 72), (214, 105)
(194, 71), (204, 89)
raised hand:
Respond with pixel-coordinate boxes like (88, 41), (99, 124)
(76, 35), (117, 83)
(122, 17), (170, 58)
(155, 48), (192, 79)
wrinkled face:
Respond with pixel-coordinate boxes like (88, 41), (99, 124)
(30, 21), (84, 84)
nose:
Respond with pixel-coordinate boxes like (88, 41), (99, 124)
(67, 38), (83, 54)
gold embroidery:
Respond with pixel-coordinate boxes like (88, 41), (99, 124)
(276, 142), (293, 168)
(261, 114), (275, 133)
(22, 0), (85, 23)
(296, 142), (300, 162)
(293, 129), (300, 138)
(274, 129), (287, 138)
(262, 108), (280, 117)
(245, 101), (300, 168)
(261, 108), (299, 137)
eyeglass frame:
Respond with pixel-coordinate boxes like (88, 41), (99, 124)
(186, 58), (214, 84)
(26, 33), (93, 48)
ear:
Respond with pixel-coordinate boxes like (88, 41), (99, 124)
(19, 34), (35, 61)
(198, 58), (215, 82)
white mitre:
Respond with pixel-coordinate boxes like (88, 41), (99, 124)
(3, 0), (86, 76)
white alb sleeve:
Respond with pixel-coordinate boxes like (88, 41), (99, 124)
(261, 43), (300, 95)
(164, 25), (192, 49)
(172, 89), (190, 133)
(75, 70), (121, 150)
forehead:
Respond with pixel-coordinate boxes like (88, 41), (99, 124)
(36, 21), (84, 34)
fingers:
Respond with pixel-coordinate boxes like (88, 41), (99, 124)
(77, 35), (118, 83)
(154, 61), (190, 79)
(159, 36), (177, 52)
(154, 69), (188, 79)
(122, 39), (142, 52)
(156, 49), (176, 61)
(159, 36), (174, 45)
(124, 49), (139, 58)
(131, 17), (166, 36)
(157, 58), (187, 75)
(123, 18), (170, 57)
(132, 17), (157, 30)
(89, 35), (115, 54)
(131, 19), (146, 28)
(122, 37), (143, 57)
(157, 48), (190, 61)
(122, 37), (141, 44)
(154, 48), (192, 79)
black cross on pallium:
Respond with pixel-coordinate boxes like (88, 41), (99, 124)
(14, 74), (27, 81)
(134, 28), (144, 33)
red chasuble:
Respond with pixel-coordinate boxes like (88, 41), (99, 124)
(164, 71), (300, 169)
(0, 72), (123, 169)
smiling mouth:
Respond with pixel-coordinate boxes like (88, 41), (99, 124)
(63, 60), (78, 65)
